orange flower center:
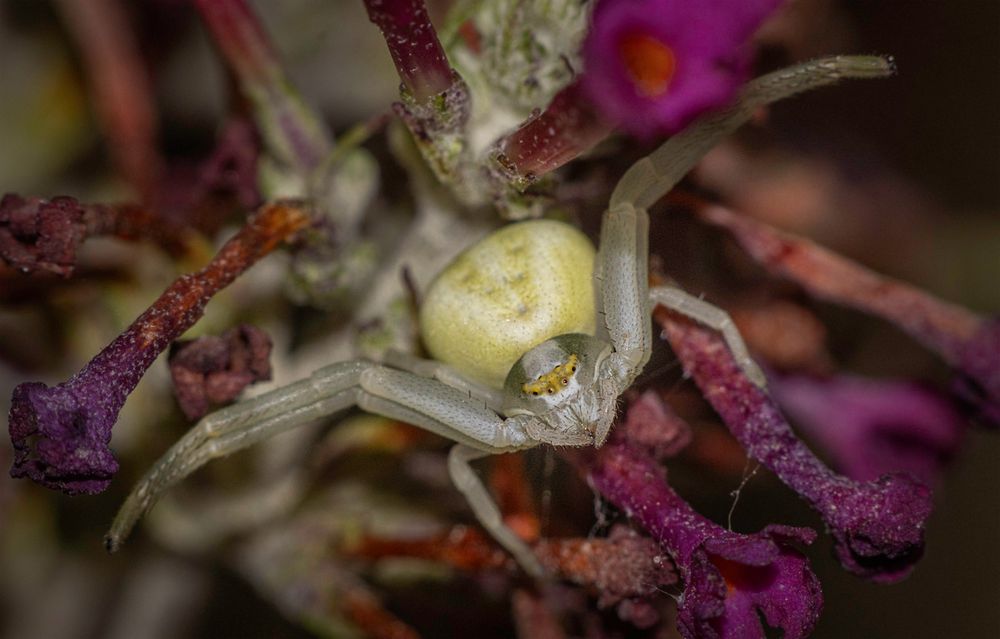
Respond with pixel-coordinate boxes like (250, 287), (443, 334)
(619, 33), (676, 97)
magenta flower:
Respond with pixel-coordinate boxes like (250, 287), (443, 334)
(581, 0), (783, 137)
(771, 374), (967, 484)
(589, 442), (822, 639)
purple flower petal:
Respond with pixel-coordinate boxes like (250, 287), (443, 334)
(581, 0), (784, 137)
(771, 374), (967, 483)
(658, 310), (934, 582)
(588, 443), (822, 639)
(9, 382), (120, 494)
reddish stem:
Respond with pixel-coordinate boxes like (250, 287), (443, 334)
(363, 0), (454, 102)
(698, 204), (983, 363)
(496, 81), (613, 187)
(56, 0), (162, 202)
(193, 0), (280, 86)
(194, 0), (332, 171)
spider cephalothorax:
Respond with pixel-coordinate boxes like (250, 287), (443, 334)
(504, 333), (617, 447)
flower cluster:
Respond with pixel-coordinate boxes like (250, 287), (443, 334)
(3, 1), (996, 638)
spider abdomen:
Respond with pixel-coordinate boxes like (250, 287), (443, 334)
(420, 220), (596, 388)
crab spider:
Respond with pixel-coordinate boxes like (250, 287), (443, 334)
(106, 56), (893, 577)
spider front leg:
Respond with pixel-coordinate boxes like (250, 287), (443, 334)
(382, 349), (506, 412)
(597, 202), (766, 392)
(595, 57), (893, 392)
(106, 359), (545, 576)
(357, 367), (545, 576)
(649, 286), (767, 388)
(106, 360), (370, 550)
(595, 202), (652, 388)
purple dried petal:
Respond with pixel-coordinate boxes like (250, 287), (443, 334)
(8, 203), (308, 494)
(658, 310), (934, 582)
(581, 0), (784, 138)
(588, 443), (821, 639)
(0, 194), (86, 277)
(169, 324), (273, 420)
(771, 374), (967, 483)
(9, 382), (120, 494)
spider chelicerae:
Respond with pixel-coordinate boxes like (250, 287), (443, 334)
(106, 56), (891, 577)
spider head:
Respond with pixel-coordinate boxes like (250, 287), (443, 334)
(502, 333), (615, 446)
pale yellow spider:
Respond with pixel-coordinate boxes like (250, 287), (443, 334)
(106, 56), (891, 577)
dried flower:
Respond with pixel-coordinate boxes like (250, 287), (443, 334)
(0, 194), (86, 277)
(588, 442), (821, 639)
(581, 0), (784, 137)
(8, 202), (308, 494)
(658, 309), (933, 582)
(351, 525), (510, 572)
(363, 0), (471, 194)
(168, 324), (273, 420)
(771, 374), (966, 484)
(535, 525), (678, 612)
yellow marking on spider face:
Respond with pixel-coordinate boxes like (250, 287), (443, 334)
(522, 354), (579, 396)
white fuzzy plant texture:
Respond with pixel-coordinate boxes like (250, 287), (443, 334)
(105, 56), (894, 578)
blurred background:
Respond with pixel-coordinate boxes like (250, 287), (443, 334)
(1, 0), (998, 637)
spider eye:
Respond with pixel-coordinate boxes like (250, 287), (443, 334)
(561, 378), (568, 385)
(531, 391), (539, 396)
(570, 365), (576, 372)
(547, 388), (554, 394)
